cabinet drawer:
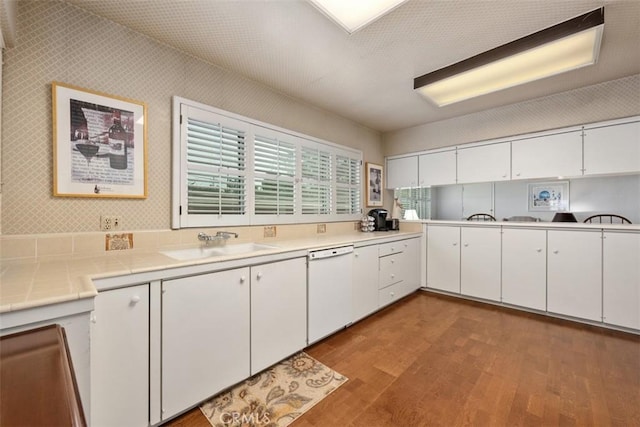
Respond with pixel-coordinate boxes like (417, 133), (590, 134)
(378, 282), (407, 308)
(378, 241), (404, 257)
(379, 255), (402, 289)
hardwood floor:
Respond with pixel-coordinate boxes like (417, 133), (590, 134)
(166, 291), (640, 426)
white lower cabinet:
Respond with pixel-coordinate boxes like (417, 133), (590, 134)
(603, 232), (640, 330)
(91, 284), (149, 427)
(427, 225), (460, 293)
(400, 237), (421, 292)
(501, 228), (547, 311)
(161, 268), (251, 420)
(378, 238), (422, 307)
(352, 244), (380, 322)
(251, 258), (307, 374)
(547, 230), (602, 322)
(460, 227), (501, 301)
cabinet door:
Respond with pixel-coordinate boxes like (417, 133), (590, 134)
(399, 237), (421, 292)
(460, 227), (501, 301)
(457, 143), (510, 184)
(162, 268), (250, 420)
(548, 230), (602, 321)
(426, 225), (460, 293)
(386, 156), (418, 189)
(501, 228), (547, 311)
(418, 150), (457, 186)
(251, 258), (307, 374)
(91, 284), (149, 427)
(352, 245), (380, 322)
(583, 121), (640, 176)
(511, 131), (582, 179)
(603, 232), (640, 330)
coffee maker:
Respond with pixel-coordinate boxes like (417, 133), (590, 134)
(368, 209), (388, 231)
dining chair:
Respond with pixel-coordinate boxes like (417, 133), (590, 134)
(466, 213), (496, 221)
(583, 214), (632, 224)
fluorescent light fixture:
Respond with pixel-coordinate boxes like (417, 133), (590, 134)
(309, 0), (408, 34)
(414, 8), (604, 107)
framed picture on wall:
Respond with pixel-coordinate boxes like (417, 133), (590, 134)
(366, 162), (384, 207)
(528, 181), (569, 211)
(52, 81), (148, 198)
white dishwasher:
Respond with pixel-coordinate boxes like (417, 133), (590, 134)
(308, 245), (354, 344)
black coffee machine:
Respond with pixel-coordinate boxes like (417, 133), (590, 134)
(368, 209), (388, 231)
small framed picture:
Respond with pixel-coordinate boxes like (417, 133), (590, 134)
(52, 81), (148, 198)
(366, 162), (384, 207)
(528, 181), (569, 211)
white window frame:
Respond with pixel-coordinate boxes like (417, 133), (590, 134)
(171, 97), (363, 229)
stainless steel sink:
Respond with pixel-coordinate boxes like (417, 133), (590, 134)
(161, 243), (279, 261)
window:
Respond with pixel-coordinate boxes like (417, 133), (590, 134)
(394, 187), (431, 220)
(254, 130), (296, 216)
(301, 146), (332, 215)
(172, 98), (363, 228)
(336, 154), (361, 214)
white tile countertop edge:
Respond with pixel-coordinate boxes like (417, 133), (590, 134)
(0, 231), (422, 315)
(419, 219), (640, 231)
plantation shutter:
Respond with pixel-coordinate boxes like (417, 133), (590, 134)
(301, 146), (332, 215)
(184, 111), (246, 218)
(336, 154), (361, 215)
(254, 132), (296, 215)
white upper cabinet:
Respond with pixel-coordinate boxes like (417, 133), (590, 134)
(583, 119), (640, 176)
(386, 156), (418, 189)
(418, 150), (457, 186)
(511, 130), (583, 180)
(457, 142), (510, 184)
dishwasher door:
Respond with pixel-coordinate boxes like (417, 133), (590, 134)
(307, 246), (354, 344)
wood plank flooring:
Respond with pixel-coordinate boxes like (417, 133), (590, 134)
(166, 292), (640, 426)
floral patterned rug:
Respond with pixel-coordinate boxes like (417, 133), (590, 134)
(200, 352), (347, 427)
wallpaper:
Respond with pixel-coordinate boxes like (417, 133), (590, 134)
(383, 74), (640, 156)
(1, 1), (382, 235)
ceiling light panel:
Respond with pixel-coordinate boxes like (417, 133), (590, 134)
(309, 0), (409, 34)
(414, 8), (605, 107)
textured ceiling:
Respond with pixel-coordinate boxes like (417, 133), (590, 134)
(63, 0), (640, 133)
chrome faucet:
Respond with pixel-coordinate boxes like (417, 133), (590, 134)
(198, 231), (238, 246)
(215, 231), (239, 239)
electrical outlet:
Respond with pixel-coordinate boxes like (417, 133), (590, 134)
(317, 223), (326, 234)
(263, 226), (276, 238)
(101, 215), (122, 231)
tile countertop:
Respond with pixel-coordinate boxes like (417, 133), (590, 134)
(0, 231), (422, 315)
(420, 219), (640, 231)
